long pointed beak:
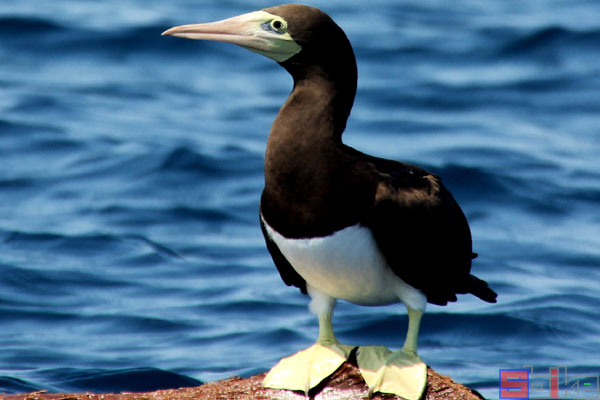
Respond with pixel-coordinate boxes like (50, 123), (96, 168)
(162, 10), (301, 62)
(162, 13), (261, 47)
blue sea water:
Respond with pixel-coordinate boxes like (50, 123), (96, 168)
(1, 0), (599, 398)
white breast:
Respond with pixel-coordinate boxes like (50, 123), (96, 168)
(262, 216), (426, 311)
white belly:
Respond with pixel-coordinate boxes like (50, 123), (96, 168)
(262, 217), (426, 311)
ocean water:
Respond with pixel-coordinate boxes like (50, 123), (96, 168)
(1, 0), (599, 398)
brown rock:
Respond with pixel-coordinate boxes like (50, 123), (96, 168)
(0, 364), (484, 400)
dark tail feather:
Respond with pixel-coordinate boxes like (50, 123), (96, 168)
(467, 274), (497, 303)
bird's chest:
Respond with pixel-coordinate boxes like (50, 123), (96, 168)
(261, 166), (375, 239)
(262, 218), (404, 306)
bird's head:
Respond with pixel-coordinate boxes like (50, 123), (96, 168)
(162, 4), (352, 67)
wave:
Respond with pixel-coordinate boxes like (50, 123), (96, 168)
(0, 376), (43, 394)
(337, 311), (566, 346)
(156, 146), (263, 177)
(0, 16), (211, 59)
(492, 26), (600, 58)
(0, 119), (63, 136)
(0, 16), (66, 34)
(2, 230), (181, 265)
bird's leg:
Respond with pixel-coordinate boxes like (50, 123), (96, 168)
(356, 307), (427, 400)
(402, 307), (423, 355)
(316, 305), (337, 344)
(314, 298), (353, 354)
(263, 286), (355, 394)
(310, 285), (355, 357)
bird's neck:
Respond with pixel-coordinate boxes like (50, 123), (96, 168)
(284, 58), (357, 139)
(265, 59), (357, 158)
(262, 61), (358, 228)
(261, 56), (364, 235)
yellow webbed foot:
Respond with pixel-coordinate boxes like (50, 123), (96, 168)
(357, 346), (427, 400)
(263, 342), (355, 394)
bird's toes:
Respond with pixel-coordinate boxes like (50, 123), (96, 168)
(263, 343), (352, 393)
(357, 346), (427, 400)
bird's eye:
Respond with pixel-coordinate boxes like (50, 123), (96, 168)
(270, 19), (286, 32)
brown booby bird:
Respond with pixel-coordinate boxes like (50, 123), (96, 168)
(163, 5), (497, 399)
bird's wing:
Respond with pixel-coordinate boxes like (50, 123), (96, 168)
(361, 164), (494, 305)
(259, 215), (307, 294)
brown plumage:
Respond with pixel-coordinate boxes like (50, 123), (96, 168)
(258, 5), (496, 306)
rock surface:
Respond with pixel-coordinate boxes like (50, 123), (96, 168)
(0, 363), (484, 400)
